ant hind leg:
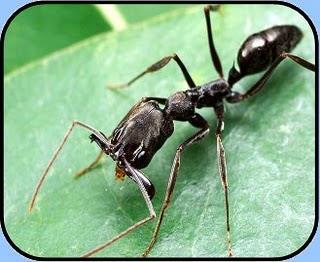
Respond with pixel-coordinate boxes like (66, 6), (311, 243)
(204, 4), (224, 78)
(226, 52), (315, 103)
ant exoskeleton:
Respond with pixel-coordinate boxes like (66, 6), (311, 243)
(28, 5), (315, 258)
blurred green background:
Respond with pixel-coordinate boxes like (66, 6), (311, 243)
(4, 4), (189, 74)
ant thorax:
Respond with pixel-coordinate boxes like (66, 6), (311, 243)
(189, 79), (229, 109)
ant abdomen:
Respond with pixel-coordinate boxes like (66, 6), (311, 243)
(228, 25), (303, 85)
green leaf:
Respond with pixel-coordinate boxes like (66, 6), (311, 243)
(118, 4), (189, 23)
(4, 4), (111, 74)
(4, 4), (315, 258)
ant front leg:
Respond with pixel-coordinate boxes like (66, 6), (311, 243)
(107, 53), (196, 89)
(226, 52), (315, 103)
(143, 113), (209, 257)
(81, 159), (156, 257)
(214, 101), (233, 257)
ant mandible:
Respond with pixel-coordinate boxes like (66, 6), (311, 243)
(28, 5), (315, 258)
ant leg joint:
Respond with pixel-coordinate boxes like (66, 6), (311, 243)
(205, 4), (220, 12)
(72, 120), (82, 126)
(177, 144), (185, 152)
(204, 5), (210, 12)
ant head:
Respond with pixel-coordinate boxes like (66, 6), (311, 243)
(90, 134), (156, 200)
(89, 133), (115, 159)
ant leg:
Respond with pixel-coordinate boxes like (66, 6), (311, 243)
(28, 120), (110, 212)
(81, 159), (155, 257)
(204, 4), (224, 78)
(107, 53), (196, 89)
(226, 52), (315, 103)
(74, 150), (104, 178)
(143, 114), (209, 257)
(214, 102), (233, 257)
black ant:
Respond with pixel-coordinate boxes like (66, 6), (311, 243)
(28, 5), (315, 257)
